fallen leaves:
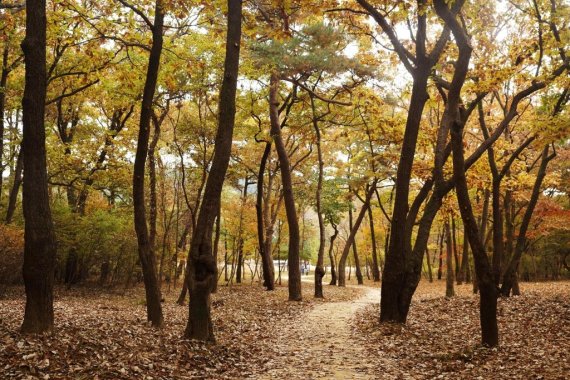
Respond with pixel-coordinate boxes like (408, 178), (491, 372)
(351, 281), (570, 380)
(0, 283), (363, 379)
(1, 281), (568, 379)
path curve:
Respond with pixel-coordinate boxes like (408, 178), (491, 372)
(258, 286), (381, 379)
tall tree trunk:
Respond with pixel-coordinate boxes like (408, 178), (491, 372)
(445, 219), (455, 297)
(425, 248), (433, 282)
(328, 222), (338, 286)
(457, 226), (468, 284)
(20, 0), (58, 334)
(380, 66), (430, 321)
(184, 0), (242, 341)
(132, 1), (164, 328)
(338, 182), (376, 287)
(312, 99), (326, 298)
(5, 147), (23, 224)
(452, 121), (498, 346)
(0, 43), (9, 201)
(269, 74), (301, 301)
(148, 117), (161, 252)
(235, 178), (249, 284)
(368, 205), (381, 282)
(256, 142), (275, 290)
(437, 229), (444, 280)
(502, 145), (555, 296)
(348, 204), (363, 285)
(451, 215), (460, 278)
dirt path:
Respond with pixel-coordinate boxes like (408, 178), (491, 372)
(257, 286), (383, 379)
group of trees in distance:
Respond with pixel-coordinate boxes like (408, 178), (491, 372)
(0, 0), (569, 351)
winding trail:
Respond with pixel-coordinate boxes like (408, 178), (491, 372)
(258, 286), (382, 379)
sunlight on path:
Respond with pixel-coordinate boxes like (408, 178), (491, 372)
(257, 287), (386, 379)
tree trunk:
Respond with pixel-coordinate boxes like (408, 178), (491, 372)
(5, 147), (23, 224)
(184, 0), (242, 341)
(312, 98), (326, 298)
(338, 182), (376, 287)
(328, 223), (338, 286)
(425, 248), (433, 282)
(502, 145), (554, 296)
(20, 0), (58, 334)
(457, 226), (469, 284)
(132, 1), (165, 328)
(235, 178), (249, 284)
(211, 203), (221, 293)
(445, 219), (455, 297)
(380, 66), (430, 322)
(148, 117), (161, 252)
(437, 229), (444, 280)
(269, 74), (301, 301)
(256, 142), (275, 290)
(451, 215), (460, 278)
(0, 43), (9, 201)
(348, 199), (364, 285)
(452, 121), (498, 346)
(368, 205), (381, 282)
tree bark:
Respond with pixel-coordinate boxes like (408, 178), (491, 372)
(501, 145), (555, 296)
(368, 205), (381, 282)
(235, 177), (249, 284)
(20, 0), (58, 334)
(5, 147), (23, 224)
(425, 248), (433, 282)
(312, 97), (326, 298)
(349, 202), (364, 285)
(256, 142), (275, 290)
(328, 222), (338, 285)
(445, 219), (455, 297)
(132, 0), (164, 328)
(337, 182), (376, 287)
(211, 202), (221, 294)
(451, 215), (460, 278)
(184, 0), (242, 341)
(269, 74), (301, 301)
(0, 43), (9, 201)
(437, 229), (444, 280)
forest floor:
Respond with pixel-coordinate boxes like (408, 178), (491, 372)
(0, 279), (568, 379)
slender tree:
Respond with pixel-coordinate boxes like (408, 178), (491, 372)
(184, 0), (242, 341)
(20, 0), (58, 333)
(269, 74), (302, 300)
(132, 0), (165, 328)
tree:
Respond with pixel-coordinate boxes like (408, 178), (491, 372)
(132, 0), (165, 328)
(184, 0), (242, 341)
(20, 0), (58, 333)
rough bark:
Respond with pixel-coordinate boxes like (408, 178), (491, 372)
(269, 74), (301, 301)
(184, 0), (242, 341)
(132, 0), (164, 328)
(20, 0), (58, 334)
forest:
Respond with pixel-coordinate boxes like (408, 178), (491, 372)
(0, 0), (569, 378)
